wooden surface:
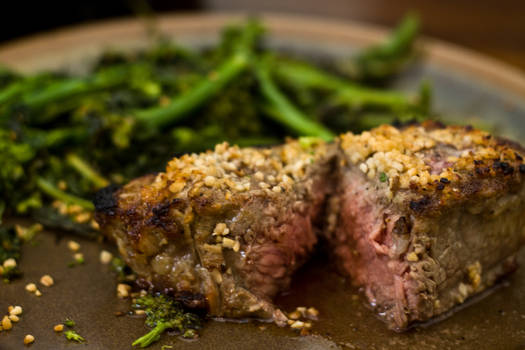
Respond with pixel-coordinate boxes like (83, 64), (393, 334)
(203, 0), (525, 71)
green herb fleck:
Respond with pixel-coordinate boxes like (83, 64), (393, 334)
(298, 136), (322, 150)
(64, 318), (75, 327)
(379, 172), (388, 183)
(64, 330), (85, 343)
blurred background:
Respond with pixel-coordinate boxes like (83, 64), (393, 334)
(1, 0), (524, 69)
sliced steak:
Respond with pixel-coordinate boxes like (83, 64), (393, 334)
(95, 139), (335, 324)
(329, 122), (525, 330)
(95, 122), (525, 331)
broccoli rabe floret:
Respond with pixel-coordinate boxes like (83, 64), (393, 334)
(0, 130), (35, 195)
(132, 293), (201, 348)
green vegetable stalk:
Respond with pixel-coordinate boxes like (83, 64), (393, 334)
(255, 59), (335, 141)
(0, 73), (54, 108)
(134, 20), (262, 130)
(35, 177), (94, 211)
(66, 153), (110, 189)
(22, 65), (129, 109)
(275, 59), (412, 110)
(340, 14), (420, 81)
(134, 53), (249, 129)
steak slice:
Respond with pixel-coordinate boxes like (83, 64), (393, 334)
(329, 122), (525, 330)
(95, 139), (334, 324)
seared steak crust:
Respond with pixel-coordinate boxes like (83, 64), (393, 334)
(95, 140), (334, 323)
(332, 122), (525, 330)
(96, 122), (525, 330)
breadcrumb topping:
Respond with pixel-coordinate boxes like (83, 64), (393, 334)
(40, 274), (54, 287)
(139, 139), (327, 204)
(24, 334), (35, 345)
(114, 139), (330, 270)
(340, 123), (524, 198)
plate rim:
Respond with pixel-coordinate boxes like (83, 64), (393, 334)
(1, 11), (524, 98)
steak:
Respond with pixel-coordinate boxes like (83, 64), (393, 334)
(95, 122), (525, 330)
(329, 122), (525, 330)
(95, 139), (334, 324)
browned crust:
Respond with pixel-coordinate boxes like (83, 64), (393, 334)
(339, 122), (525, 217)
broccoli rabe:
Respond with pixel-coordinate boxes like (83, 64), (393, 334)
(339, 14), (420, 82)
(0, 130), (35, 204)
(64, 330), (85, 343)
(132, 293), (201, 348)
(62, 318), (86, 343)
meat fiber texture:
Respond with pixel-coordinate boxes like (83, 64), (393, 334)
(95, 139), (334, 324)
(329, 122), (525, 330)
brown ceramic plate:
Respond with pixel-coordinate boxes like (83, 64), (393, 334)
(1, 13), (525, 350)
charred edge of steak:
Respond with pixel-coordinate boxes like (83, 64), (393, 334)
(147, 198), (185, 228)
(93, 184), (121, 215)
(174, 291), (209, 311)
(408, 196), (431, 214)
(136, 277), (209, 313)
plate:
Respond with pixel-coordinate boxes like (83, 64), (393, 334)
(1, 13), (525, 350)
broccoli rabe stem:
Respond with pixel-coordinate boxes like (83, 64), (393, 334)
(22, 65), (128, 109)
(134, 21), (261, 130)
(134, 52), (249, 129)
(66, 153), (110, 189)
(23, 79), (88, 109)
(19, 127), (88, 150)
(0, 73), (52, 108)
(275, 59), (411, 109)
(255, 60), (335, 141)
(356, 14), (419, 64)
(340, 14), (420, 81)
(0, 81), (25, 106)
(41, 127), (89, 148)
(35, 177), (94, 211)
(132, 322), (170, 348)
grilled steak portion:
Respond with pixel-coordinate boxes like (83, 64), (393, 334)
(95, 140), (334, 323)
(96, 122), (525, 330)
(329, 122), (525, 330)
